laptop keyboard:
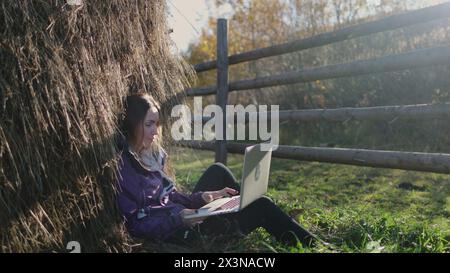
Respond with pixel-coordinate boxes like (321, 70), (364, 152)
(218, 196), (241, 211)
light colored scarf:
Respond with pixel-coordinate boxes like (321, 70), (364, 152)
(138, 146), (167, 172)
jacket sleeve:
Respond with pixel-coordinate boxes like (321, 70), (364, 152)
(119, 184), (189, 241)
(160, 148), (207, 209)
(117, 158), (142, 221)
(169, 188), (207, 209)
(117, 154), (189, 240)
(130, 206), (187, 241)
(117, 191), (139, 220)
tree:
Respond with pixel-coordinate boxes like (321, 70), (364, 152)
(184, 0), (450, 151)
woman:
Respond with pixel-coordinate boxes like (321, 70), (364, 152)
(117, 92), (319, 247)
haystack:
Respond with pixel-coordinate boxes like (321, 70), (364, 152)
(0, 0), (193, 252)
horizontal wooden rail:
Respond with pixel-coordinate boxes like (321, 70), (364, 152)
(193, 103), (450, 123)
(194, 2), (450, 72)
(176, 140), (450, 174)
(187, 44), (450, 96)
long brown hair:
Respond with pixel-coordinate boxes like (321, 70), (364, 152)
(121, 93), (162, 153)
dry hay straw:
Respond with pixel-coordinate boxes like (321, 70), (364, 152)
(0, 0), (194, 252)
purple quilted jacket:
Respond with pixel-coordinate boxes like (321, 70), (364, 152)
(116, 138), (206, 241)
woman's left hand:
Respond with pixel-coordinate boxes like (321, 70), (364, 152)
(201, 187), (239, 203)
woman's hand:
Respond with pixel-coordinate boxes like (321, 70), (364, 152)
(201, 187), (239, 203)
(180, 209), (206, 227)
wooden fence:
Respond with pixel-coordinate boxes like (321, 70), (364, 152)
(178, 2), (450, 173)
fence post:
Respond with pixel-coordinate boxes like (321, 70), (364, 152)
(215, 19), (229, 164)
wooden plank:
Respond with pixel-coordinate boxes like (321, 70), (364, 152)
(194, 2), (450, 72)
(215, 19), (228, 164)
(186, 86), (216, 97)
(177, 141), (450, 174)
(188, 44), (450, 95)
(195, 103), (450, 123)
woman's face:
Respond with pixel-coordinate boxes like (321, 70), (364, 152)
(134, 107), (160, 150)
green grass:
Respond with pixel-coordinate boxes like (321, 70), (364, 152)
(168, 147), (450, 253)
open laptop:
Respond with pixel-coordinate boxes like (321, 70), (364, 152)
(183, 143), (272, 220)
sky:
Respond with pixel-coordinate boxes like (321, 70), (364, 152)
(166, 0), (441, 53)
(167, 0), (233, 53)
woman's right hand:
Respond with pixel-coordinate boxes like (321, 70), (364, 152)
(201, 187), (239, 203)
(180, 209), (206, 227)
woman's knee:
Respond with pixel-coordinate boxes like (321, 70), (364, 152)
(210, 162), (228, 172)
(204, 162), (224, 173)
(257, 196), (274, 204)
(205, 162), (234, 178)
(249, 196), (275, 210)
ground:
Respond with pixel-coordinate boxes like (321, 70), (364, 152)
(166, 146), (450, 253)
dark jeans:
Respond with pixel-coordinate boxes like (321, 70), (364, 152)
(169, 163), (318, 247)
